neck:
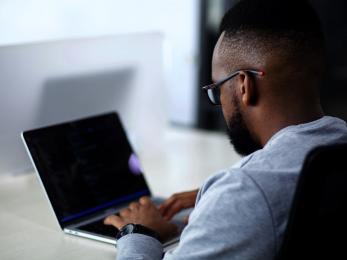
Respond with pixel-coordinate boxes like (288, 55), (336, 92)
(251, 103), (324, 147)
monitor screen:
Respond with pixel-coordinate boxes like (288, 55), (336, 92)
(0, 33), (166, 176)
(23, 112), (151, 226)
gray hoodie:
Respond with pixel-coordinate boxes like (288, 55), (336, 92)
(116, 116), (347, 260)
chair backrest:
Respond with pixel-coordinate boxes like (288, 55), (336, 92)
(276, 143), (347, 259)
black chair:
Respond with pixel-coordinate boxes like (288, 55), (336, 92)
(276, 143), (347, 260)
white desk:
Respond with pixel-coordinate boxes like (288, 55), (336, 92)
(0, 127), (240, 260)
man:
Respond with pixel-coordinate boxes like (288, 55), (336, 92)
(104, 0), (347, 259)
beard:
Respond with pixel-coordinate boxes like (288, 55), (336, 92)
(226, 97), (262, 156)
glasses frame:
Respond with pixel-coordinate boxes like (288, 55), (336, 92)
(202, 69), (265, 105)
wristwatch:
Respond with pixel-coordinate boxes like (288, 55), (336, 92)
(116, 223), (161, 242)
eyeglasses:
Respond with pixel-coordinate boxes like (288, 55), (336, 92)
(202, 69), (265, 105)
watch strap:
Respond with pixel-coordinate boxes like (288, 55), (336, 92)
(116, 223), (161, 242)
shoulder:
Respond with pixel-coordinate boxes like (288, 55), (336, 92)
(195, 168), (274, 225)
(174, 168), (277, 259)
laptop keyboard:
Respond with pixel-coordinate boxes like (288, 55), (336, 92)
(79, 218), (119, 238)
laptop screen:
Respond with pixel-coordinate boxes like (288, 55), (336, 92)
(23, 112), (151, 226)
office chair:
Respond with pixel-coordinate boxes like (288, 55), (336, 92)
(276, 143), (347, 260)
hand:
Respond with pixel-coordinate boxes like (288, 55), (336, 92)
(104, 196), (178, 242)
(158, 189), (199, 222)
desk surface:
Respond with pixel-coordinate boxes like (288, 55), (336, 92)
(0, 127), (240, 260)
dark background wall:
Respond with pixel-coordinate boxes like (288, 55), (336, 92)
(197, 0), (347, 130)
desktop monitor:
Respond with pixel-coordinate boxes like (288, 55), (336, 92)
(0, 33), (167, 175)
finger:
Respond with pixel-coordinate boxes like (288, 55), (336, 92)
(129, 202), (140, 211)
(158, 196), (176, 214)
(119, 208), (131, 217)
(163, 201), (184, 221)
(182, 215), (190, 225)
(104, 215), (126, 229)
(139, 196), (151, 206)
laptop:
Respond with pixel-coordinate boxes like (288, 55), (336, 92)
(22, 112), (187, 248)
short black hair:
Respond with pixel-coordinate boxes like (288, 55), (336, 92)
(220, 0), (323, 36)
(219, 0), (326, 78)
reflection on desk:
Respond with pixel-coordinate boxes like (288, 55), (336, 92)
(0, 127), (240, 260)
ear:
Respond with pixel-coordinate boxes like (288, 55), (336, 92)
(237, 71), (258, 106)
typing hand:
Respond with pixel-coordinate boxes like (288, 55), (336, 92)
(104, 196), (178, 242)
(158, 189), (198, 222)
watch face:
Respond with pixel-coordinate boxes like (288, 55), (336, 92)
(116, 223), (135, 240)
(124, 224), (135, 234)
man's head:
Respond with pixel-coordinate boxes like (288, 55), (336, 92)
(213, 0), (326, 156)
